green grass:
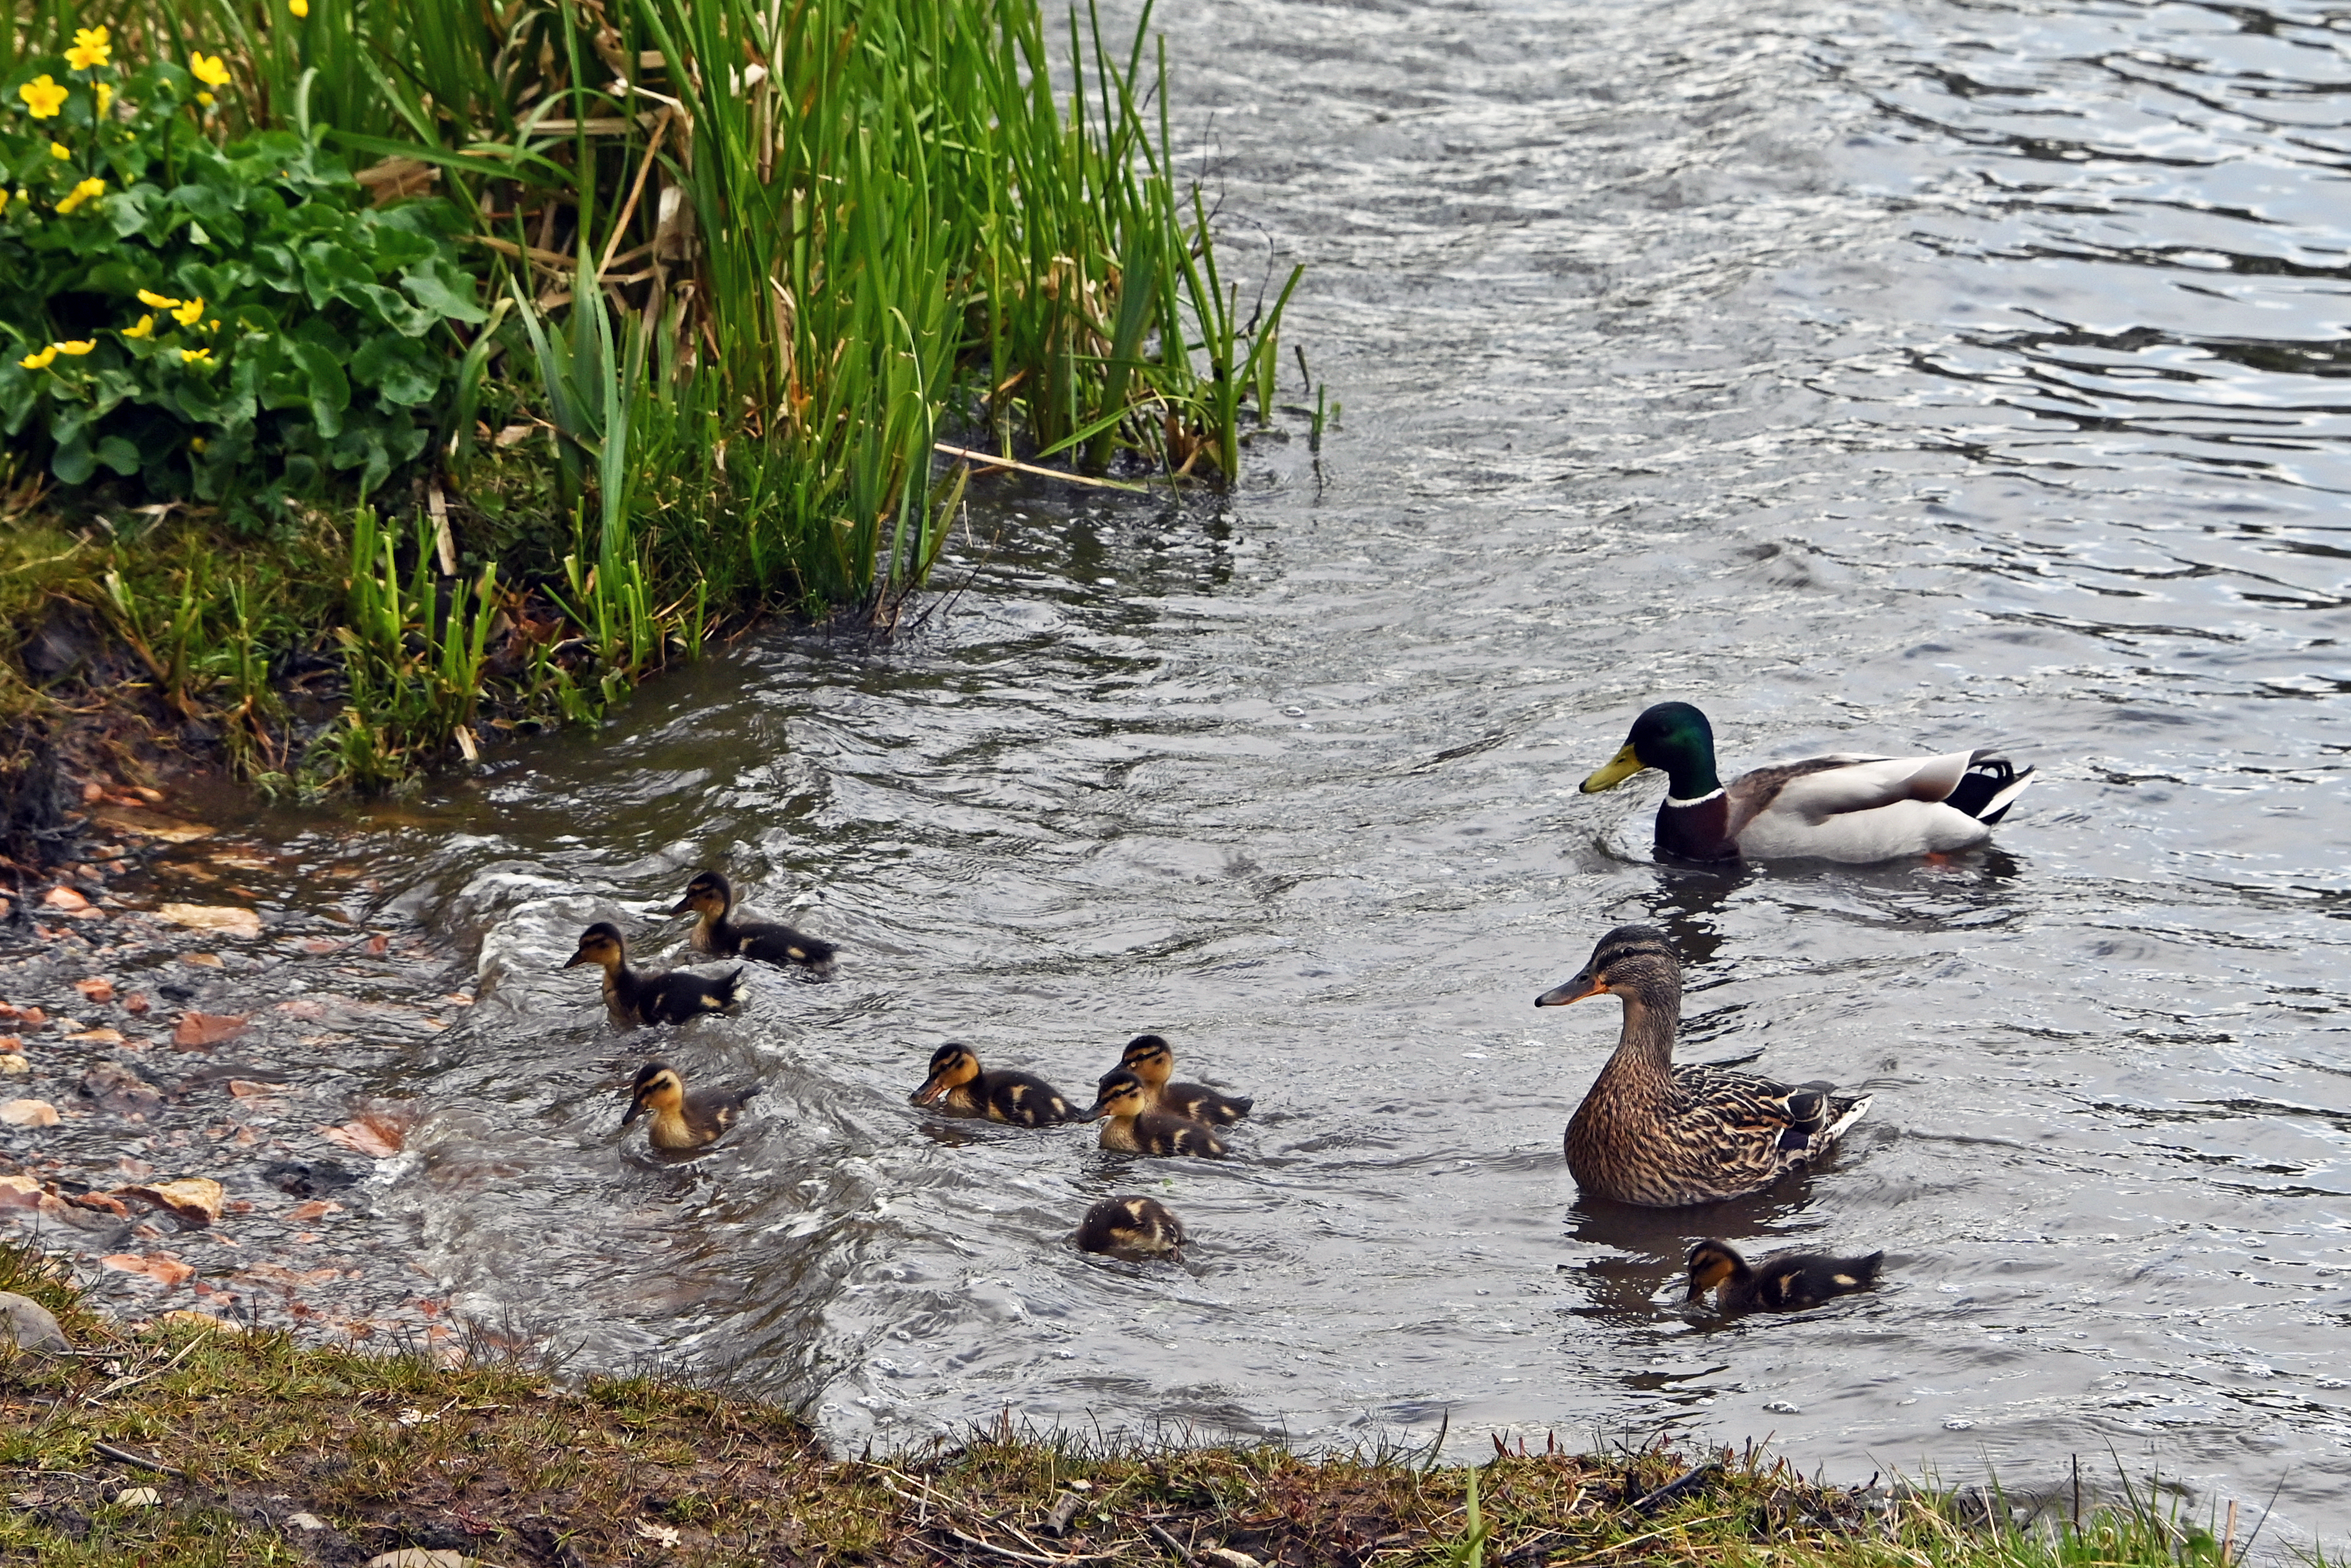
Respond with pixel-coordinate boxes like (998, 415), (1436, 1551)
(2, 0), (1305, 792)
(0, 1241), (2308, 1568)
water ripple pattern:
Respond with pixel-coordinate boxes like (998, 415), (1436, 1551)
(322, 0), (2351, 1541)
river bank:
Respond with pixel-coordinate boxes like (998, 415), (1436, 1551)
(0, 1238), (2240, 1568)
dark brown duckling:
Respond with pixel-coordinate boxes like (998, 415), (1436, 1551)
(908, 1042), (1080, 1126)
(621, 1061), (761, 1153)
(1684, 1238), (1883, 1313)
(564, 922), (745, 1027)
(671, 870), (838, 976)
(1112, 1034), (1252, 1125)
(1074, 1195), (1188, 1262)
(1085, 1070), (1226, 1157)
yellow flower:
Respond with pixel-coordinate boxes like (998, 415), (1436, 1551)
(0, 189), (9, 218)
(95, 83), (112, 120)
(18, 76), (66, 119)
(53, 177), (105, 216)
(180, 348), (212, 365)
(290, 0), (309, 16)
(137, 288), (180, 310)
(171, 297), (205, 327)
(191, 437), (207, 453)
(19, 345), (58, 371)
(66, 27), (112, 71)
(57, 340), (94, 356)
(50, 142), (70, 161)
(123, 315), (155, 340)
(190, 53), (232, 89)
(196, 92), (215, 107)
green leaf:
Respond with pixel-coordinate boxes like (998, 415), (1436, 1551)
(52, 433), (95, 486)
(402, 260), (488, 325)
(94, 435), (141, 476)
(292, 338), (351, 437)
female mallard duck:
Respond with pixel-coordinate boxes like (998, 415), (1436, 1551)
(1685, 1238), (1883, 1312)
(1074, 1195), (1188, 1261)
(621, 1061), (761, 1153)
(1581, 701), (2032, 863)
(908, 1043), (1080, 1126)
(1112, 1034), (1253, 1125)
(564, 922), (745, 1027)
(671, 871), (838, 975)
(1535, 925), (1869, 1207)
(1085, 1071), (1227, 1157)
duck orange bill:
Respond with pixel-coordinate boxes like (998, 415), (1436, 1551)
(1534, 973), (1608, 1007)
(909, 1073), (953, 1106)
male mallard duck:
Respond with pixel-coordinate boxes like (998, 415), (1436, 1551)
(1685, 1238), (1883, 1312)
(1534, 925), (1869, 1207)
(564, 922), (745, 1027)
(1085, 1071), (1227, 1157)
(908, 1042), (1080, 1126)
(1074, 1195), (1188, 1261)
(671, 871), (838, 975)
(1581, 701), (2032, 863)
(620, 1061), (761, 1153)
(1110, 1034), (1253, 1125)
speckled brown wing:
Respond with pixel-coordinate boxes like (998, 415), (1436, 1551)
(1568, 1064), (1869, 1208)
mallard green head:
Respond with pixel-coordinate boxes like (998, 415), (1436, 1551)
(1581, 702), (1721, 799)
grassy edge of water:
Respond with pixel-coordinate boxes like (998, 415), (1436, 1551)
(0, 1241), (2306, 1568)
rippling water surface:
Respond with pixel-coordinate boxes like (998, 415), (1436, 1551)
(168, 0), (2351, 1539)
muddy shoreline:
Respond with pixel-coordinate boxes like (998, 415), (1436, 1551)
(1, 774), (465, 1352)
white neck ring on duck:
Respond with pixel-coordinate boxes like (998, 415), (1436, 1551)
(1666, 787), (1725, 808)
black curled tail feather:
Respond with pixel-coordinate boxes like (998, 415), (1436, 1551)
(1946, 751), (2034, 823)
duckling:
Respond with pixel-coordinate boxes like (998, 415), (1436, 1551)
(1535, 925), (1870, 1207)
(671, 870), (838, 975)
(620, 1061), (762, 1153)
(1581, 700), (2032, 863)
(1685, 1238), (1883, 1312)
(564, 922), (745, 1027)
(1085, 1070), (1226, 1157)
(1112, 1034), (1252, 1125)
(1074, 1195), (1188, 1262)
(908, 1042), (1081, 1126)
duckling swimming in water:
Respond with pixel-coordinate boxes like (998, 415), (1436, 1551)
(621, 1061), (762, 1153)
(671, 870), (838, 976)
(1085, 1070), (1227, 1157)
(1684, 1237), (1883, 1312)
(564, 922), (745, 1027)
(1074, 1195), (1188, 1262)
(1112, 1034), (1253, 1125)
(908, 1042), (1081, 1126)
(1536, 924), (1869, 1207)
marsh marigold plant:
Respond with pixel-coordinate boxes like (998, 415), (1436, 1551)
(0, 42), (485, 525)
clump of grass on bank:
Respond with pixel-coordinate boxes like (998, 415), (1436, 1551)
(1, 1), (1308, 802)
(0, 1241), (2292, 1568)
